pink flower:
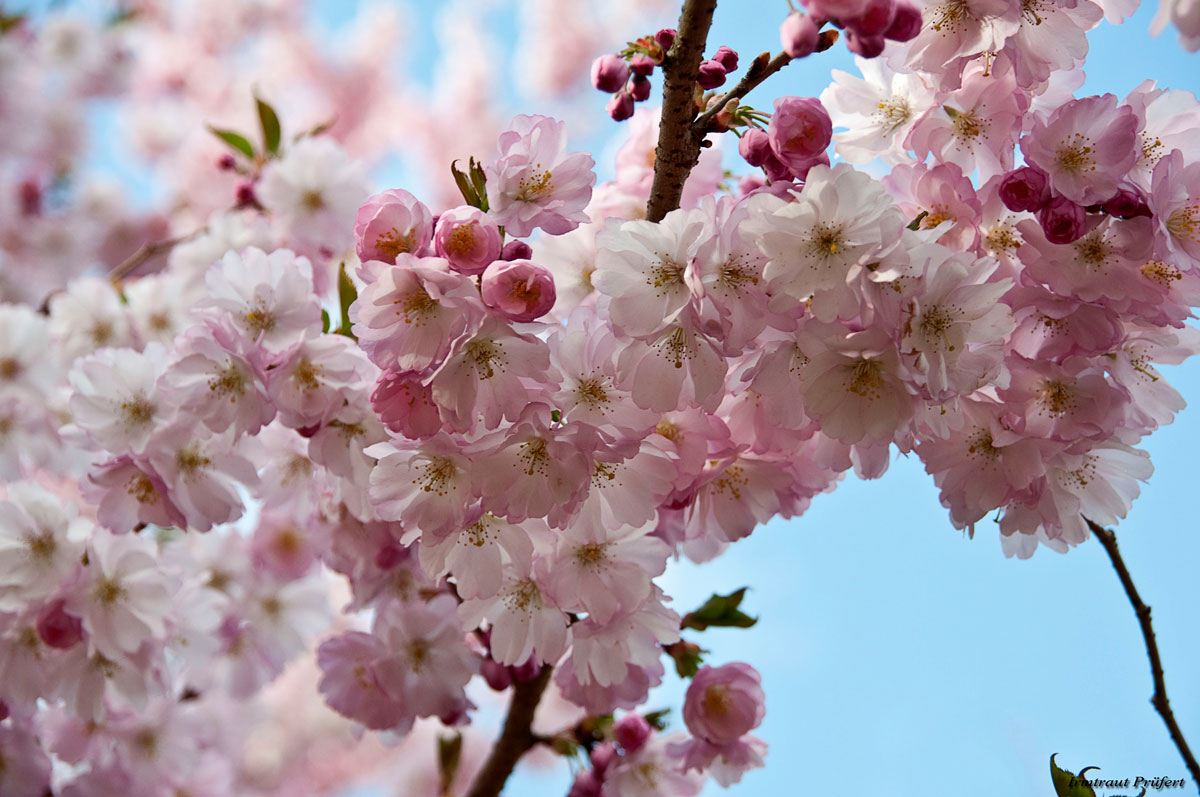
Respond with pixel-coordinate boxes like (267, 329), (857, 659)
(484, 114), (596, 238)
(591, 54), (630, 93)
(354, 189), (434, 264)
(767, 96), (833, 175)
(1037, 195), (1087, 244)
(480, 259), (557, 322)
(999, 166), (1052, 213)
(370, 370), (442, 439)
(683, 662), (765, 746)
(433, 206), (502, 275)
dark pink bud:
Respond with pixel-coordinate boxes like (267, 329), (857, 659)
(712, 45), (739, 72)
(591, 54), (630, 93)
(374, 542), (405, 570)
(613, 714), (653, 753)
(18, 178), (40, 216)
(481, 657), (513, 691)
(234, 180), (258, 208)
(781, 12), (821, 58)
(629, 53), (656, 76)
(1102, 188), (1152, 219)
(655, 28), (677, 51)
(567, 770), (603, 797)
(738, 174), (767, 195)
(768, 95), (833, 173)
(884, 1), (922, 41)
(590, 742), (617, 776)
(847, 0), (896, 37)
(510, 655), (541, 683)
(697, 60), (728, 90)
(607, 90), (635, 121)
(216, 153), (237, 171)
(845, 29), (886, 57)
(1038, 195), (1087, 244)
(739, 128), (773, 167)
(38, 599), (85, 650)
(999, 166), (1052, 213)
(0, 700), (7, 721)
(501, 240), (533, 261)
(630, 74), (652, 102)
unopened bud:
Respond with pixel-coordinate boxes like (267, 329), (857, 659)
(501, 240), (533, 261)
(697, 59), (728, 89)
(781, 12), (821, 58)
(630, 74), (652, 102)
(591, 54), (630, 93)
(629, 53), (656, 76)
(884, 1), (922, 41)
(816, 29), (841, 51)
(654, 28), (677, 51)
(607, 90), (635, 121)
(712, 45), (739, 72)
(845, 29), (886, 57)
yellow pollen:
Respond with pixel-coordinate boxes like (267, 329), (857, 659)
(517, 166), (554, 201)
(1054, 133), (1095, 174)
(27, 530), (57, 562)
(175, 443), (211, 476)
(655, 418), (681, 441)
(243, 303), (275, 336)
(0, 358), (21, 380)
(847, 358), (885, 398)
(301, 190), (325, 211)
(1039, 380), (1074, 415)
(1141, 260), (1182, 286)
(397, 287), (438, 324)
(376, 227), (418, 259)
(208, 363), (246, 398)
(444, 225), (477, 257)
(94, 576), (125, 605)
(415, 456), (457, 495)
(574, 542), (610, 569)
(120, 396), (155, 429)
(291, 357), (322, 392)
(127, 473), (158, 504)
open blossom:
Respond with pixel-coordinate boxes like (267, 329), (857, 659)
(484, 114), (596, 238)
(0, 482), (86, 612)
(201, 247), (322, 353)
(68, 343), (170, 455)
(433, 205), (502, 275)
(683, 662), (765, 745)
(355, 189), (434, 264)
(480, 259), (557, 322)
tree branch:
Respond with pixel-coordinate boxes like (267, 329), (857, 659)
(1086, 518), (1200, 793)
(691, 50), (793, 135)
(645, 0), (718, 223)
(108, 232), (199, 284)
(464, 664), (554, 797)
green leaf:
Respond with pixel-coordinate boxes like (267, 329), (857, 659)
(680, 587), (758, 632)
(0, 12), (24, 34)
(550, 409), (562, 424)
(296, 116), (337, 141)
(663, 640), (706, 678)
(320, 308), (331, 334)
(906, 210), (929, 231)
(335, 263), (358, 340)
(643, 709), (670, 731)
(207, 126), (256, 160)
(256, 95), (282, 155)
(437, 732), (463, 795)
(451, 160), (483, 210)
(1050, 754), (1099, 797)
(468, 157), (489, 212)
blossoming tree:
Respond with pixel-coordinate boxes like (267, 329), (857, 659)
(1, 0), (1199, 794)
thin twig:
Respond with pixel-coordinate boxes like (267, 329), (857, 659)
(645, 0), (718, 223)
(464, 664), (554, 797)
(1086, 518), (1200, 793)
(692, 50), (793, 134)
(108, 231), (200, 284)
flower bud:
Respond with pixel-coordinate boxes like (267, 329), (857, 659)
(847, 0), (897, 37)
(767, 95), (833, 173)
(1102, 187), (1152, 219)
(607, 90), (635, 122)
(739, 127), (773, 167)
(683, 663), (766, 746)
(590, 742), (617, 776)
(712, 45), (739, 72)
(434, 205), (503, 275)
(235, 180), (259, 208)
(567, 770), (603, 797)
(655, 28), (677, 51)
(0, 701), (7, 722)
(884, 1), (922, 41)
(591, 54), (630, 93)
(354, 188), (434, 264)
(999, 166), (1052, 213)
(374, 541), (405, 570)
(481, 656), (513, 691)
(482, 259), (557, 322)
(37, 599), (85, 650)
(501, 240), (533, 261)
(510, 655), (542, 683)
(697, 59), (728, 89)
(629, 53), (656, 76)
(781, 12), (820, 58)
(216, 153), (237, 171)
(845, 29), (887, 58)
(630, 74), (652, 102)
(613, 714), (653, 753)
(1038, 195), (1087, 244)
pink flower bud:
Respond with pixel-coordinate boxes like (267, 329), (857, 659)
(374, 541), (405, 570)
(999, 166), (1052, 212)
(630, 74), (652, 102)
(568, 770), (603, 797)
(613, 713), (653, 753)
(1038, 195), (1087, 244)
(607, 90), (635, 121)
(591, 54), (630, 93)
(712, 45), (739, 72)
(501, 240), (533, 261)
(683, 662), (766, 746)
(807, 0), (873, 22)
(1102, 188), (1151, 219)
(370, 370), (441, 439)
(0, 700), (7, 722)
(629, 53), (656, 76)
(847, 0), (897, 36)
(590, 742), (617, 775)
(434, 205), (503, 275)
(354, 188), (434, 264)
(845, 29), (886, 57)
(781, 12), (821, 58)
(216, 153), (237, 171)
(697, 60), (728, 90)
(235, 180), (258, 208)
(884, 1), (922, 41)
(481, 259), (557, 322)
(510, 655), (542, 683)
(767, 96), (832, 173)
(739, 128), (773, 167)
(481, 657), (513, 691)
(37, 599), (85, 650)
(655, 28), (677, 51)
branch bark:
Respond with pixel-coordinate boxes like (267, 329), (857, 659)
(108, 231), (200, 284)
(691, 50), (793, 134)
(464, 664), (554, 797)
(645, 0), (718, 223)
(1086, 518), (1200, 793)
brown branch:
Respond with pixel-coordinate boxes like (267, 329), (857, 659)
(691, 50), (793, 135)
(108, 231), (200, 284)
(464, 664), (554, 797)
(645, 0), (718, 223)
(1086, 518), (1200, 793)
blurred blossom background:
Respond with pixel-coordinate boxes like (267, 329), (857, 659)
(6, 0), (1200, 794)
